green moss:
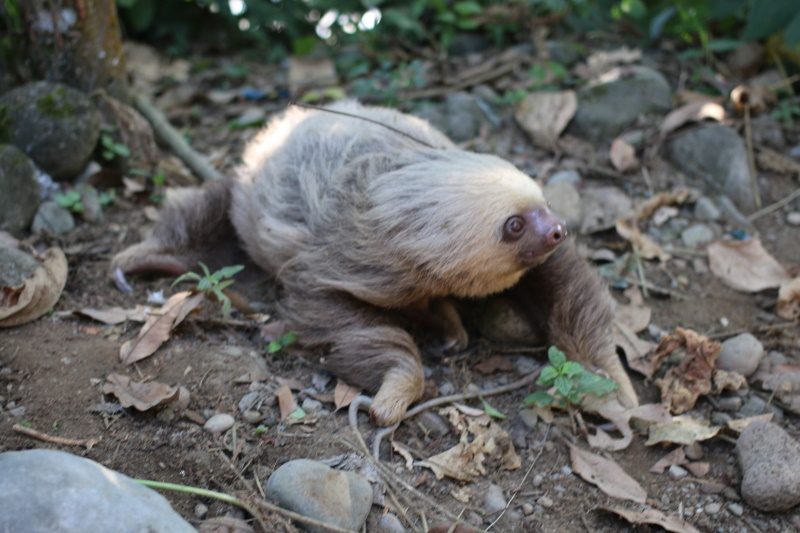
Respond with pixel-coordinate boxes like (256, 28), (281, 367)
(0, 104), (10, 142)
(35, 87), (74, 119)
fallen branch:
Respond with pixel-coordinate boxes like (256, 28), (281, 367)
(12, 424), (101, 451)
(133, 93), (224, 182)
(748, 186), (800, 221)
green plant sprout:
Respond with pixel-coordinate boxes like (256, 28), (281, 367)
(523, 346), (618, 408)
(172, 262), (244, 319)
(99, 127), (131, 161)
(267, 332), (298, 354)
(54, 190), (84, 213)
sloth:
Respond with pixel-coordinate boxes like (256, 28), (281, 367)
(113, 101), (638, 426)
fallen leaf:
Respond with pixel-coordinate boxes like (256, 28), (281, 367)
(650, 447), (687, 474)
(569, 444), (646, 503)
(120, 291), (204, 365)
(609, 137), (639, 172)
(652, 328), (722, 414)
(77, 305), (150, 324)
(707, 238), (791, 292)
(0, 248), (68, 328)
(599, 506), (702, 533)
(659, 100), (726, 136)
(712, 369), (747, 393)
(634, 187), (693, 221)
(757, 148), (800, 174)
(198, 516), (255, 533)
(275, 385), (298, 420)
(613, 320), (656, 379)
(419, 412), (520, 481)
(646, 415), (722, 446)
(333, 380), (361, 411)
(392, 442), (415, 469)
(615, 286), (651, 333)
(726, 413), (773, 433)
(473, 354), (515, 375)
(584, 399), (670, 451)
(427, 524), (479, 533)
(514, 90), (577, 148)
(777, 277), (800, 320)
(616, 219), (670, 261)
(102, 373), (179, 411)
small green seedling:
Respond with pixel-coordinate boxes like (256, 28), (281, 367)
(54, 190), (84, 213)
(98, 189), (116, 207)
(267, 332), (298, 354)
(99, 127), (131, 161)
(523, 346), (618, 408)
(172, 262), (244, 319)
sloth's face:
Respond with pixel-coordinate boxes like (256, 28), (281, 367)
(501, 207), (567, 267)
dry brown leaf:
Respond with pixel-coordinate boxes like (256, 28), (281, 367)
(0, 248), (68, 328)
(102, 373), (179, 411)
(120, 291), (204, 365)
(615, 286), (651, 333)
(712, 369), (748, 393)
(77, 306), (150, 324)
(333, 379), (361, 411)
(757, 148), (800, 174)
(599, 506), (702, 533)
(569, 444), (647, 503)
(514, 91), (577, 148)
(708, 238), (791, 292)
(275, 385), (298, 420)
(634, 187), (693, 221)
(650, 447), (687, 474)
(419, 413), (520, 481)
(659, 100), (726, 136)
(646, 415), (722, 446)
(613, 320), (656, 379)
(584, 399), (670, 451)
(427, 524), (479, 533)
(609, 137), (639, 172)
(777, 277), (800, 320)
(473, 354), (515, 375)
(726, 414), (773, 433)
(653, 328), (722, 414)
(616, 219), (670, 261)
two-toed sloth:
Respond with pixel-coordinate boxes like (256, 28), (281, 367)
(113, 101), (638, 425)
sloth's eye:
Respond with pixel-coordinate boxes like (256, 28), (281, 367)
(503, 216), (525, 240)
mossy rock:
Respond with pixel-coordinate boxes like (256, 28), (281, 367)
(0, 81), (100, 181)
(0, 144), (40, 235)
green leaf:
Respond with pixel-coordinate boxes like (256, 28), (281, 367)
(786, 10), (800, 47)
(252, 425), (268, 434)
(219, 265), (245, 278)
(112, 144), (131, 158)
(199, 263), (211, 277)
(292, 35), (317, 56)
(172, 272), (201, 287)
(537, 366), (559, 386)
(649, 7), (676, 40)
(706, 39), (745, 52)
(561, 361), (584, 378)
(216, 279), (235, 291)
(743, 0), (800, 41)
(574, 371), (618, 395)
(522, 390), (553, 407)
(482, 399), (506, 419)
(554, 375), (572, 397)
(280, 332), (298, 345)
(453, 1), (482, 16)
(267, 340), (283, 353)
(288, 407), (306, 420)
(547, 346), (567, 369)
(197, 278), (212, 291)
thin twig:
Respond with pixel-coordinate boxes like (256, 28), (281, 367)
(748, 187), (800, 221)
(12, 424), (101, 450)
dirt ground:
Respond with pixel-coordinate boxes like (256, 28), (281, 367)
(2, 50), (800, 533)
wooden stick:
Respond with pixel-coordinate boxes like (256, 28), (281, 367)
(12, 424), (101, 450)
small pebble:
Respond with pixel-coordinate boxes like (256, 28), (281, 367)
(203, 413), (235, 433)
(680, 223), (715, 247)
(694, 197), (721, 221)
(787, 212), (800, 226)
(438, 381), (454, 396)
(538, 496), (554, 508)
(547, 169), (581, 186)
(242, 410), (263, 425)
(715, 396), (742, 411)
(717, 333), (764, 377)
(704, 503), (721, 515)
(668, 465), (689, 480)
(685, 442), (705, 460)
(416, 411), (450, 438)
(560, 466), (572, 476)
(301, 397), (323, 413)
(194, 503), (209, 519)
(379, 513), (405, 532)
(532, 474), (544, 487)
(522, 503), (534, 515)
(483, 484), (506, 513)
(726, 502), (744, 517)
(519, 408), (538, 429)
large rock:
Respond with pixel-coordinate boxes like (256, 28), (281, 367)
(0, 144), (40, 234)
(664, 124), (755, 212)
(0, 81), (100, 180)
(266, 458), (373, 533)
(0, 449), (195, 533)
(568, 66), (671, 143)
(736, 420), (800, 512)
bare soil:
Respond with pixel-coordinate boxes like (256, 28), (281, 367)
(2, 49), (800, 533)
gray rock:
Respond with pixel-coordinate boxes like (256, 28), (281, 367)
(736, 421), (800, 512)
(545, 40), (582, 67)
(693, 197), (721, 221)
(727, 502), (744, 516)
(378, 512), (405, 532)
(580, 186), (634, 234)
(76, 184), (103, 223)
(242, 410), (263, 425)
(680, 223), (715, 248)
(483, 483), (507, 513)
(668, 465), (689, 480)
(204, 413), (235, 433)
(301, 397), (323, 413)
(0, 81), (100, 181)
(266, 459), (372, 533)
(0, 449), (194, 533)
(544, 181), (582, 231)
(750, 116), (785, 150)
(739, 396), (769, 417)
(0, 144), (40, 234)
(705, 502), (721, 514)
(417, 411), (450, 438)
(445, 92), (484, 142)
(0, 246), (41, 288)
(568, 66), (671, 142)
(31, 201), (75, 235)
(665, 125), (756, 212)
(685, 442), (705, 460)
(411, 104), (447, 136)
(477, 297), (540, 345)
(787, 212), (800, 226)
(718, 333), (764, 377)
(547, 169), (582, 186)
